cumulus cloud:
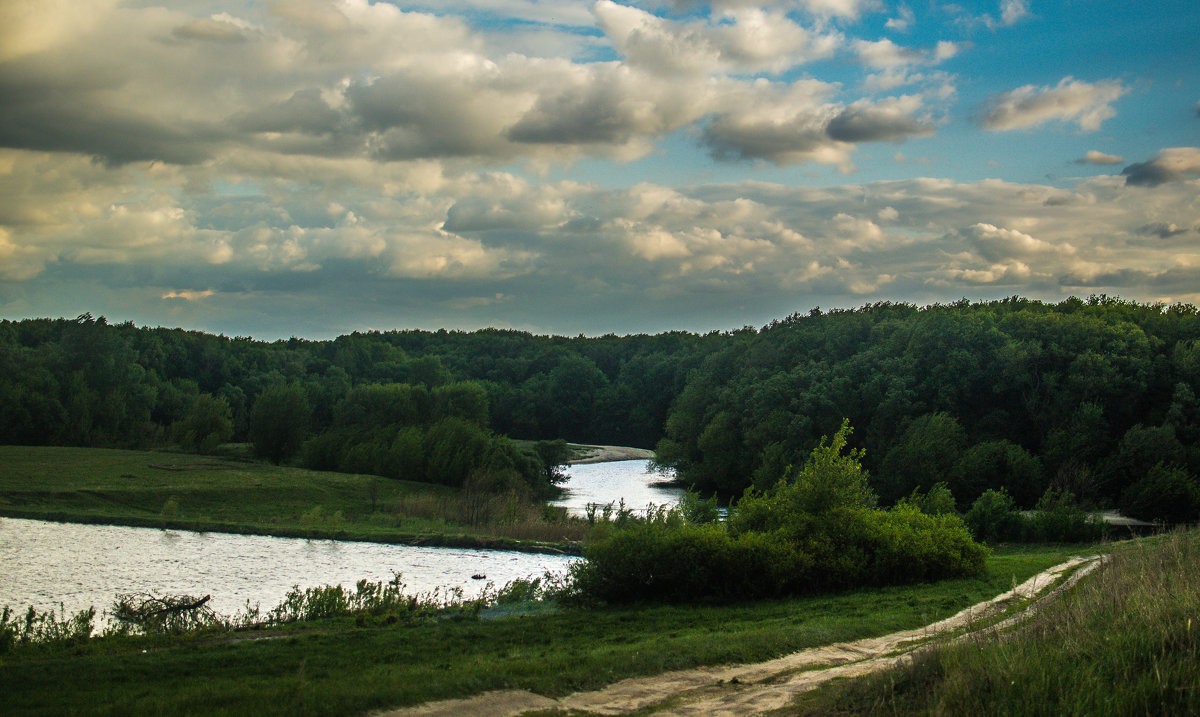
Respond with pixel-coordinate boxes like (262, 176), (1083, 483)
(977, 77), (1127, 131)
(1075, 150), (1124, 165)
(595, 2), (838, 76)
(826, 95), (934, 142)
(853, 38), (960, 69)
(1122, 147), (1200, 187)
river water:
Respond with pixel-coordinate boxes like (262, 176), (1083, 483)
(551, 459), (681, 516)
(0, 459), (678, 617)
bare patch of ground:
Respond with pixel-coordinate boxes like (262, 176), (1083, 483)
(567, 445), (656, 465)
(376, 555), (1106, 717)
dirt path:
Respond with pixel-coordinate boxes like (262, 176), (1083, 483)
(376, 555), (1105, 717)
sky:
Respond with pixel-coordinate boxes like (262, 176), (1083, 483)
(0, 0), (1197, 340)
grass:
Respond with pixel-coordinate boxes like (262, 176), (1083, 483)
(0, 543), (1095, 716)
(783, 529), (1200, 716)
(0, 446), (585, 553)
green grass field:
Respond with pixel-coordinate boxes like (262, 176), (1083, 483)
(0, 543), (1093, 717)
(0, 446), (583, 552)
(784, 530), (1200, 716)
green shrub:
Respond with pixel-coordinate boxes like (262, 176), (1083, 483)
(570, 420), (987, 605)
(1023, 487), (1106, 542)
(964, 488), (1023, 543)
(1119, 463), (1200, 524)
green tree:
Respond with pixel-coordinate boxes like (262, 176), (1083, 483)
(878, 412), (965, 503)
(173, 393), (233, 452)
(249, 384), (311, 464)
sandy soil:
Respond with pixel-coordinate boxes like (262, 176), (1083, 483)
(568, 444), (656, 464)
(375, 554), (1105, 717)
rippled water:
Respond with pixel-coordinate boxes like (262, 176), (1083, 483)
(0, 518), (576, 617)
(0, 460), (678, 617)
(552, 459), (682, 516)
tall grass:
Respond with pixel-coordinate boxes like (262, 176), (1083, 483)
(789, 529), (1200, 715)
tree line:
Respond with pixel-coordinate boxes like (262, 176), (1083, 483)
(2, 296), (1198, 520)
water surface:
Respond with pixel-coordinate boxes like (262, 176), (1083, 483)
(0, 517), (575, 617)
(552, 459), (682, 516)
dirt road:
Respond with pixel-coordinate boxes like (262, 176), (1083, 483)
(377, 554), (1105, 717)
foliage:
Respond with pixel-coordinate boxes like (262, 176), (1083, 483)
(1119, 462), (1200, 524)
(249, 384), (311, 464)
(0, 604), (95, 654)
(963, 488), (1023, 543)
(172, 393), (233, 452)
(896, 481), (958, 516)
(570, 422), (986, 604)
(965, 486), (1106, 544)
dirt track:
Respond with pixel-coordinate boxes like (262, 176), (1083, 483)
(376, 554), (1105, 717)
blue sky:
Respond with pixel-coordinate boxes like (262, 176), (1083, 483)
(1, 0), (1197, 338)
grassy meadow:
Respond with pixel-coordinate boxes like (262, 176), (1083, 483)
(0, 446), (586, 552)
(784, 529), (1200, 716)
(0, 543), (1091, 717)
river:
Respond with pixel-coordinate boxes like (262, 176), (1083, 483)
(0, 459), (679, 617)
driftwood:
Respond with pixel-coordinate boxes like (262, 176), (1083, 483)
(112, 592), (219, 633)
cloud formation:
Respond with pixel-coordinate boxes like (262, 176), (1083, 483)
(1076, 150), (1124, 165)
(978, 77), (1127, 131)
(1122, 147), (1200, 187)
(1, 0), (1197, 336)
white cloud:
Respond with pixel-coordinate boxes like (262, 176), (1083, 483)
(977, 77), (1127, 131)
(1076, 150), (1124, 165)
(999, 0), (1031, 26)
(853, 38), (961, 69)
(594, 2), (838, 76)
(885, 5), (914, 32)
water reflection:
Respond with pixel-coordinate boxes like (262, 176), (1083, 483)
(0, 518), (576, 617)
(551, 459), (682, 516)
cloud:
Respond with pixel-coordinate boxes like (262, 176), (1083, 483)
(977, 77), (1127, 131)
(1122, 147), (1200, 187)
(1075, 150), (1124, 165)
(594, 2), (838, 76)
(1136, 222), (1189, 239)
(885, 5), (914, 31)
(826, 95), (934, 142)
(999, 0), (1031, 26)
(853, 38), (960, 69)
(163, 289), (215, 301)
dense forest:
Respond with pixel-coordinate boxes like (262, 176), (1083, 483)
(2, 296), (1199, 520)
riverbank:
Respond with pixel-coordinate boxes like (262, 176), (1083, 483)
(0, 542), (1097, 716)
(567, 444), (656, 464)
(0, 446), (590, 555)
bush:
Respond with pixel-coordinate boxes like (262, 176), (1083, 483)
(1119, 463), (1200, 524)
(570, 420), (987, 605)
(1023, 487), (1106, 542)
(964, 488), (1023, 543)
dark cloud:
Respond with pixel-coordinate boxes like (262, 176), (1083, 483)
(702, 119), (833, 163)
(826, 102), (933, 143)
(1136, 222), (1189, 239)
(233, 89), (344, 135)
(506, 84), (642, 145)
(1122, 147), (1200, 187)
(171, 18), (248, 44)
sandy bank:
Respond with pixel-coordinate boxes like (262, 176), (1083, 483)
(567, 444), (656, 465)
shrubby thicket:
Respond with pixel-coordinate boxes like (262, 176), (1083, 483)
(2, 296), (1199, 519)
(567, 422), (988, 604)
